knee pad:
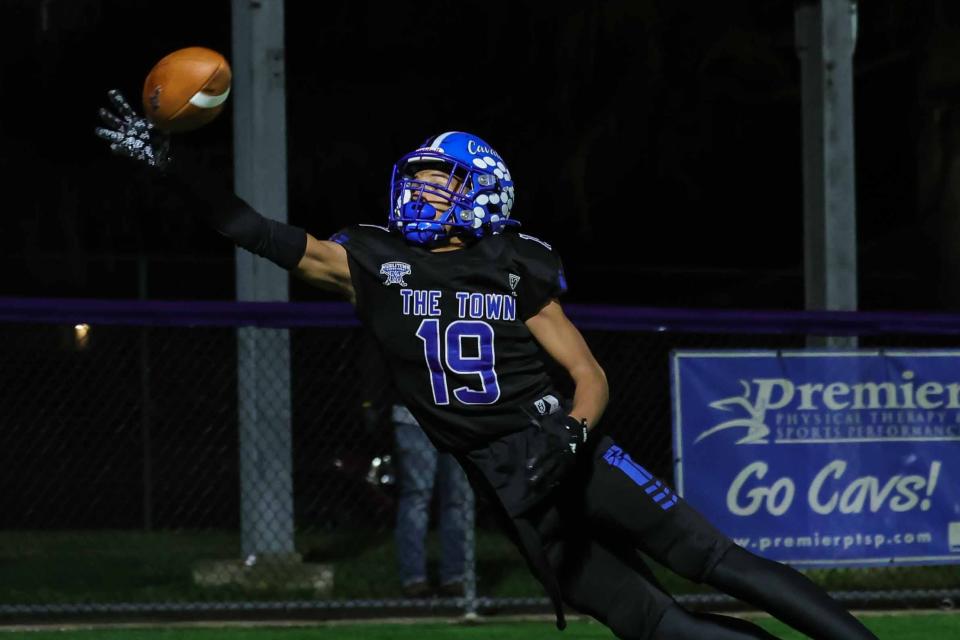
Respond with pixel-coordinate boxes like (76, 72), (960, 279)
(656, 509), (734, 582)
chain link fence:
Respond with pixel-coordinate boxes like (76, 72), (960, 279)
(2, 299), (959, 621)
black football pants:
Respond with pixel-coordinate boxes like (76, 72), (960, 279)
(535, 435), (878, 640)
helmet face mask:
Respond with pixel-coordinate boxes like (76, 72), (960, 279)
(389, 132), (518, 246)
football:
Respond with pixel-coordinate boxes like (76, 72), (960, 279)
(142, 47), (232, 133)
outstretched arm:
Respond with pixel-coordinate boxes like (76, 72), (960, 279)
(95, 90), (353, 298)
(182, 184), (353, 297)
(295, 235), (352, 297)
(525, 299), (608, 430)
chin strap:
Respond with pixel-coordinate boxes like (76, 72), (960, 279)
(401, 222), (445, 246)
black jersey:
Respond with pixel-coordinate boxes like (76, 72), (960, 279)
(332, 224), (567, 452)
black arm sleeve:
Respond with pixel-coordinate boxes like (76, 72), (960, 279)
(161, 161), (308, 271)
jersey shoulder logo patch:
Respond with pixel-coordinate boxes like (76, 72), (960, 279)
(517, 233), (552, 250)
(380, 261), (411, 286)
(509, 273), (520, 292)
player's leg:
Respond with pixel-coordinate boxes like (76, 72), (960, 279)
(704, 544), (876, 640)
(580, 437), (877, 640)
(546, 527), (778, 640)
(435, 451), (470, 592)
(652, 607), (780, 639)
(393, 413), (438, 593)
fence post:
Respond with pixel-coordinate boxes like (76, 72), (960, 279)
(795, 0), (859, 348)
(231, 0), (296, 559)
(138, 253), (153, 531)
(464, 488), (478, 618)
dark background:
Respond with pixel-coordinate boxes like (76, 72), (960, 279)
(1, 0), (958, 310)
(3, 0), (960, 549)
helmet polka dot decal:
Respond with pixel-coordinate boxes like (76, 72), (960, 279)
(483, 156), (496, 167)
(474, 206), (486, 218)
(501, 204), (510, 215)
(496, 162), (506, 171)
(489, 194), (500, 204)
(504, 172), (511, 181)
(473, 218), (483, 228)
(490, 214), (500, 223)
(476, 194), (489, 205)
(472, 158), (487, 169)
(494, 169), (504, 179)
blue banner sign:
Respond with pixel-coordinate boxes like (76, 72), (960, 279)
(671, 350), (960, 567)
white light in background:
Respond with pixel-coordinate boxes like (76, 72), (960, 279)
(74, 323), (91, 350)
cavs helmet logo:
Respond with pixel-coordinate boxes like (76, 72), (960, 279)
(380, 261), (411, 286)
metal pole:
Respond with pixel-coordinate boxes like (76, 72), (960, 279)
(231, 0), (296, 559)
(138, 253), (153, 531)
(463, 487), (478, 618)
(795, 0), (859, 348)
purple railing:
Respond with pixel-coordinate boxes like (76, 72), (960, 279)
(1, 297), (960, 335)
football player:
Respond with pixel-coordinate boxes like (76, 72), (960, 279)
(96, 91), (877, 640)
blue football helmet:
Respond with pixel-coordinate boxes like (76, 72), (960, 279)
(388, 131), (519, 246)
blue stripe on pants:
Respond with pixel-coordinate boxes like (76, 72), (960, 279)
(602, 444), (677, 511)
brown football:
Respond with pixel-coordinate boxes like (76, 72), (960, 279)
(142, 47), (231, 133)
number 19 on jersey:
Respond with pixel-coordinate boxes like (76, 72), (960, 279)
(415, 319), (501, 405)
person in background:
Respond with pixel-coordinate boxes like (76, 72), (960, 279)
(360, 334), (472, 599)
(391, 402), (472, 598)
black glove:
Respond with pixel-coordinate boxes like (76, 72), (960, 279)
(94, 89), (171, 170)
(525, 414), (588, 491)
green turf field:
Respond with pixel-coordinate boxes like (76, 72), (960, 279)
(3, 530), (958, 604)
(7, 614), (959, 639)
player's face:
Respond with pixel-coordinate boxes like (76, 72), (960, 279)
(413, 168), (462, 219)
